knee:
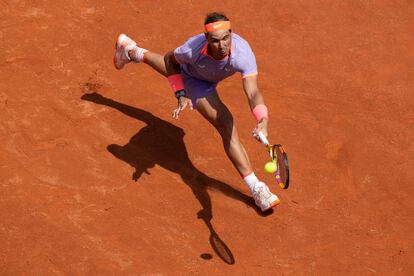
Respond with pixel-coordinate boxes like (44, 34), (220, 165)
(213, 111), (234, 140)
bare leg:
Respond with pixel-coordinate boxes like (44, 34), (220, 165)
(129, 48), (252, 177)
(196, 93), (252, 177)
(143, 52), (168, 76)
(129, 50), (168, 76)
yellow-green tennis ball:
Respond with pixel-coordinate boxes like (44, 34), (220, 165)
(264, 161), (277, 174)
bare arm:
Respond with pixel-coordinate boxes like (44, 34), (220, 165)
(164, 51), (193, 118)
(242, 74), (269, 138)
(243, 74), (265, 108)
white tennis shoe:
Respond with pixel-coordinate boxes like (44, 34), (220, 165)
(252, 182), (280, 212)
(114, 34), (147, 69)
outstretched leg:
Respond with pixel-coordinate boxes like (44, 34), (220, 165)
(114, 34), (168, 76)
(197, 94), (252, 177)
(141, 52), (168, 76)
(195, 93), (252, 177)
(196, 93), (280, 211)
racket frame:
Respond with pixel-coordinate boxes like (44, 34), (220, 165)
(258, 132), (290, 189)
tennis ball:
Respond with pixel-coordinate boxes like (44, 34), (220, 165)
(264, 161), (277, 174)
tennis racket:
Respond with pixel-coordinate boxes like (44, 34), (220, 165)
(258, 132), (290, 189)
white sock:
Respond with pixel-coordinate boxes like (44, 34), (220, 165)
(243, 172), (259, 192)
(130, 46), (148, 63)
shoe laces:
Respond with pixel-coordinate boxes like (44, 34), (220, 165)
(253, 182), (272, 204)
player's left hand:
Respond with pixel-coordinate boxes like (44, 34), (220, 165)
(252, 118), (269, 141)
(172, 96), (193, 119)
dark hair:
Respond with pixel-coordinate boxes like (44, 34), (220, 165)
(204, 12), (230, 24)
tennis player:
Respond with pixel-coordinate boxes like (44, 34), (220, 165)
(113, 12), (280, 212)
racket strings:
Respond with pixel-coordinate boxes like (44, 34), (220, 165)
(275, 145), (289, 188)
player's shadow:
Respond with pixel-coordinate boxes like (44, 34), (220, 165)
(81, 92), (265, 265)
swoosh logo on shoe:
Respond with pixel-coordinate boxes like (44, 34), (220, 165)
(213, 23), (223, 29)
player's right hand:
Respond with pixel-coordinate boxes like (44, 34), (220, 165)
(172, 96), (193, 119)
(252, 118), (269, 141)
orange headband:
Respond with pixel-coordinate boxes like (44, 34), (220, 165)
(204, 21), (231, 32)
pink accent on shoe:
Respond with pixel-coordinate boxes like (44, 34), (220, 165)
(252, 182), (280, 212)
(266, 197), (281, 211)
(113, 34), (136, 70)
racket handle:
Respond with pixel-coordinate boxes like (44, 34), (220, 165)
(258, 132), (269, 145)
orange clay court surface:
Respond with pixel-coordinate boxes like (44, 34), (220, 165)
(1, 1), (413, 275)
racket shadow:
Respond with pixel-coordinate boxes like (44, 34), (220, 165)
(81, 92), (266, 264)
